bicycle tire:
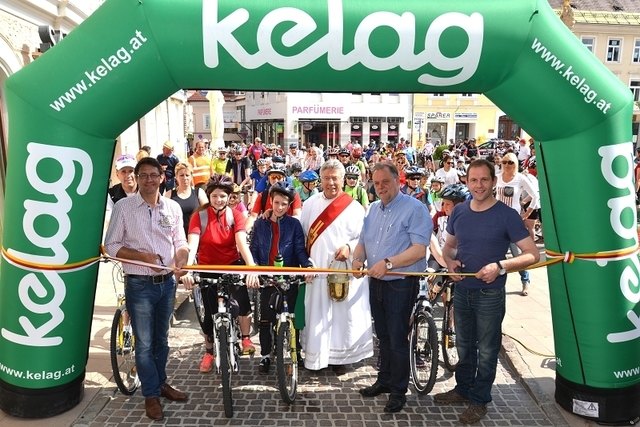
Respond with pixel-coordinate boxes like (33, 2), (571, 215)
(192, 286), (207, 331)
(218, 323), (234, 418)
(441, 300), (459, 372)
(275, 321), (297, 403)
(410, 311), (439, 394)
(110, 307), (139, 395)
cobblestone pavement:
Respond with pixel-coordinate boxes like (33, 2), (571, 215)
(72, 300), (562, 427)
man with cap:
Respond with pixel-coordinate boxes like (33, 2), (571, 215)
(188, 140), (213, 191)
(286, 143), (304, 167)
(210, 146), (230, 176)
(157, 140), (180, 193)
(106, 153), (137, 224)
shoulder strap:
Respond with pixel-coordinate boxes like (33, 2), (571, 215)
(200, 207), (234, 237)
(260, 189), (269, 213)
(199, 209), (208, 237)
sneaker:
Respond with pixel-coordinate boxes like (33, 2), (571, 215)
(459, 404), (487, 424)
(242, 337), (256, 355)
(521, 281), (530, 296)
(259, 357), (270, 374)
(199, 353), (215, 373)
(433, 389), (469, 404)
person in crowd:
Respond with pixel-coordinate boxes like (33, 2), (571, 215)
(296, 169), (319, 203)
(434, 158), (539, 424)
(226, 145), (253, 206)
(188, 140), (213, 191)
(249, 182), (313, 373)
(181, 174), (259, 374)
(299, 159), (373, 372)
(210, 146), (229, 176)
(304, 146), (324, 172)
(435, 154), (460, 187)
(401, 166), (435, 216)
(248, 137), (265, 166)
(228, 183), (249, 218)
(429, 176), (445, 212)
(104, 157), (189, 421)
(290, 163), (303, 188)
(343, 164), (369, 209)
(353, 162), (432, 414)
(495, 152), (539, 296)
(286, 143), (304, 166)
(393, 151), (409, 184)
(107, 154), (138, 211)
(517, 138), (531, 166)
(136, 149), (150, 162)
(157, 140), (180, 194)
(245, 164), (303, 231)
(164, 162), (208, 236)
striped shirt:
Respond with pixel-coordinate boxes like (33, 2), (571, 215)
(104, 192), (188, 275)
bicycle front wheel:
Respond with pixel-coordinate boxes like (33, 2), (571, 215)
(110, 307), (139, 395)
(410, 311), (439, 394)
(218, 324), (234, 418)
(441, 301), (459, 372)
(275, 321), (298, 403)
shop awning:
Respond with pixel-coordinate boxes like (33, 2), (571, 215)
(223, 133), (242, 142)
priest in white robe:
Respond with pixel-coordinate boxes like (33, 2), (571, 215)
(299, 159), (373, 371)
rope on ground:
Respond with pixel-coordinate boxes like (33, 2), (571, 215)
(502, 332), (555, 358)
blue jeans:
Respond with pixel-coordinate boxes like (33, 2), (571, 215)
(125, 275), (176, 398)
(509, 242), (530, 283)
(369, 277), (418, 396)
(453, 286), (505, 405)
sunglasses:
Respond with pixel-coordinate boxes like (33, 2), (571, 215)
(339, 154), (350, 157)
(346, 176), (358, 180)
(447, 162), (454, 165)
(501, 160), (515, 165)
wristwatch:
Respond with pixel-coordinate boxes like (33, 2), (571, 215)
(384, 258), (393, 270)
(496, 260), (506, 276)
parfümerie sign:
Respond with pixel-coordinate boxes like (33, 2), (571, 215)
(0, 0), (637, 423)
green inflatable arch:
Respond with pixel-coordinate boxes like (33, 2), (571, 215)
(1, 0), (638, 422)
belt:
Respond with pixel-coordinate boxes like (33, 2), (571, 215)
(126, 272), (174, 284)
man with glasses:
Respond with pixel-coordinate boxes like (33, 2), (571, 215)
(435, 154), (460, 187)
(104, 157), (190, 421)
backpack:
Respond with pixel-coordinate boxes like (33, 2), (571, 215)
(198, 207), (235, 237)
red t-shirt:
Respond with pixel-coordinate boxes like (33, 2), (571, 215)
(188, 206), (247, 265)
(251, 192), (302, 216)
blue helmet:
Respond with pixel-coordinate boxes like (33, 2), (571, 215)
(299, 170), (319, 183)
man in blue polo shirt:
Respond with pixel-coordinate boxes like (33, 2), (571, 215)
(352, 161), (432, 413)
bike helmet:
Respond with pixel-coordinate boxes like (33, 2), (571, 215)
(267, 164), (286, 177)
(299, 170), (319, 183)
(205, 173), (234, 195)
(256, 158), (268, 166)
(440, 183), (471, 203)
(430, 176), (445, 185)
(456, 168), (467, 178)
(271, 155), (285, 165)
(345, 165), (360, 177)
(231, 145), (243, 155)
(528, 156), (537, 169)
(269, 181), (296, 202)
(291, 163), (303, 173)
(231, 183), (242, 194)
(327, 147), (339, 156)
(338, 148), (351, 157)
(404, 166), (424, 179)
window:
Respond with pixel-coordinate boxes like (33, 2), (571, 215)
(630, 80), (640, 102)
(368, 116), (385, 124)
(203, 114), (211, 130)
(460, 93), (473, 97)
(607, 38), (622, 62)
(634, 39), (640, 63)
(581, 36), (595, 53)
(349, 116), (365, 123)
(387, 116), (404, 123)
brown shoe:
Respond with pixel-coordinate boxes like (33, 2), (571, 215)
(145, 397), (163, 421)
(160, 383), (188, 402)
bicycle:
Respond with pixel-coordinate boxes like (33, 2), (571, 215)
(192, 272), (244, 418)
(409, 275), (439, 394)
(258, 275), (303, 404)
(107, 260), (140, 395)
(428, 269), (458, 372)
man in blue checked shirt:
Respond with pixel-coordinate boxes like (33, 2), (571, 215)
(352, 161), (432, 414)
